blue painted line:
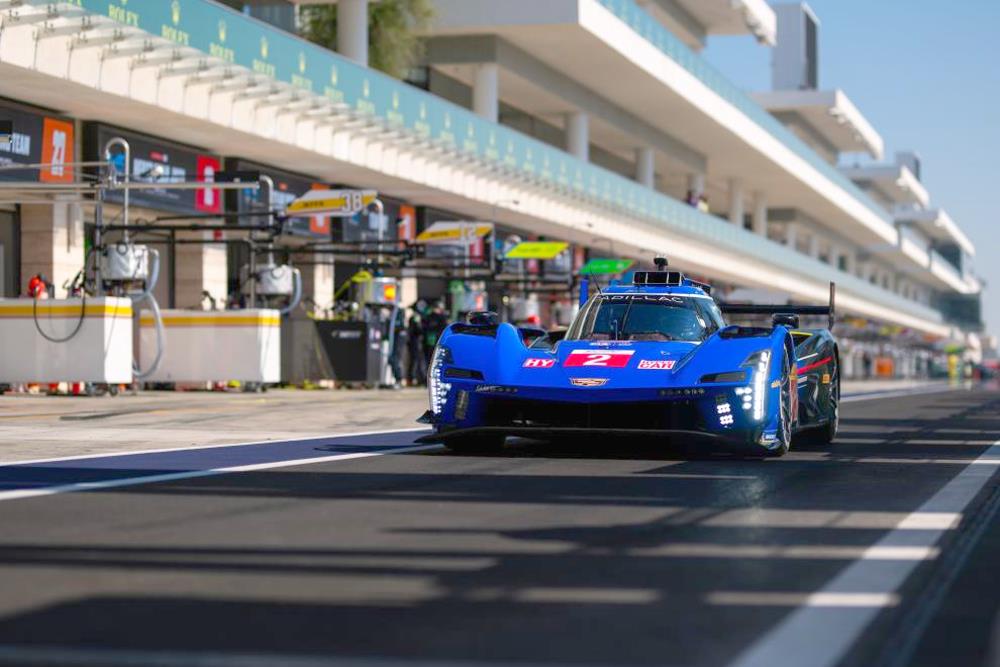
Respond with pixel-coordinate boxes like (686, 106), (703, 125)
(0, 430), (427, 494)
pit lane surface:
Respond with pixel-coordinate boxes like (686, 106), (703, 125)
(0, 387), (997, 667)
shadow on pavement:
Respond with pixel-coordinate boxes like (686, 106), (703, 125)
(0, 392), (995, 667)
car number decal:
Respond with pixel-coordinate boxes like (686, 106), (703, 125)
(637, 359), (675, 370)
(522, 358), (556, 368)
(564, 350), (635, 368)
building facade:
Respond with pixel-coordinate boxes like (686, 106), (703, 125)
(0, 0), (987, 375)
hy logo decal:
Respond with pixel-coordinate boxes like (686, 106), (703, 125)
(522, 358), (556, 369)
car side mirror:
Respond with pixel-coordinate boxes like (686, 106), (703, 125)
(467, 311), (500, 327)
(772, 313), (800, 329)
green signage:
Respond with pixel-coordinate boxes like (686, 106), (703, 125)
(580, 258), (635, 275)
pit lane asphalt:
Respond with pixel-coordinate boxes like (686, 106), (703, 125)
(0, 387), (996, 667)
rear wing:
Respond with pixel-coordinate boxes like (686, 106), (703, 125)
(720, 283), (836, 331)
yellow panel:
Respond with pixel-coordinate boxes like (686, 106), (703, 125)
(0, 304), (132, 318)
(505, 241), (569, 260)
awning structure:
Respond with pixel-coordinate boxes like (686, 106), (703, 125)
(841, 164), (930, 209)
(896, 208), (976, 257)
(752, 89), (884, 160)
(636, 0), (776, 48)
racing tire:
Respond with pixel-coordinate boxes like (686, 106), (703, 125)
(443, 434), (507, 454)
(762, 351), (793, 458)
(801, 355), (840, 445)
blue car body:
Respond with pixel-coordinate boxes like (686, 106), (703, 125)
(418, 271), (839, 457)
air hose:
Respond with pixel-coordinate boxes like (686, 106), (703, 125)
(278, 267), (303, 316)
(130, 247), (165, 379)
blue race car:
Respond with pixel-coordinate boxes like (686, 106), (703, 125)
(417, 258), (839, 457)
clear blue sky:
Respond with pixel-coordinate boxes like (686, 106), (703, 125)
(703, 0), (999, 338)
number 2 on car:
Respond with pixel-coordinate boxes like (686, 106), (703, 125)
(564, 350), (635, 368)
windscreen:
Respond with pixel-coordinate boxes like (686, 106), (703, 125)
(566, 295), (723, 342)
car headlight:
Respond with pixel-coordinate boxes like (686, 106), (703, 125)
(428, 346), (453, 415)
(740, 349), (772, 421)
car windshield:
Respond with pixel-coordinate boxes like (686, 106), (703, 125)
(566, 295), (722, 342)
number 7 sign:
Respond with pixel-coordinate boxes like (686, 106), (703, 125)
(564, 350), (634, 367)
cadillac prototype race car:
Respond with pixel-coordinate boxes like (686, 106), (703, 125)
(417, 258), (839, 457)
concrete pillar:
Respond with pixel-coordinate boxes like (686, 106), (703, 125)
(338, 0), (369, 66)
(19, 201), (84, 298)
(752, 192), (767, 236)
(687, 173), (705, 196)
(299, 252), (335, 312)
(635, 147), (655, 188)
(808, 233), (821, 260)
(845, 252), (858, 276)
(728, 178), (744, 226)
(174, 231), (228, 309)
(785, 223), (798, 251)
(861, 262), (875, 283)
(566, 111), (589, 161)
(472, 63), (499, 123)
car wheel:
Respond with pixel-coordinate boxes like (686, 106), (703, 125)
(444, 434), (507, 454)
(818, 355), (840, 443)
(763, 351), (793, 458)
(801, 354), (840, 445)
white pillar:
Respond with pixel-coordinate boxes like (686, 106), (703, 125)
(473, 63), (499, 123)
(785, 223), (798, 251)
(845, 252), (858, 275)
(175, 232), (228, 309)
(635, 147), (655, 188)
(687, 173), (705, 196)
(808, 233), (821, 259)
(862, 262), (875, 282)
(20, 202), (84, 298)
(728, 178), (744, 226)
(299, 252), (335, 312)
(752, 192), (767, 236)
(338, 0), (369, 66)
(566, 112), (589, 161)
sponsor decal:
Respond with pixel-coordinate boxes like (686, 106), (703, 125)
(564, 350), (634, 368)
(523, 358), (556, 368)
(798, 355), (833, 374)
(821, 373), (831, 384)
(40, 118), (74, 183)
(475, 385), (517, 394)
(601, 294), (685, 304)
(570, 378), (608, 387)
(637, 359), (675, 370)
(195, 155), (222, 213)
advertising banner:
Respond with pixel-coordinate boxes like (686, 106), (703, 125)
(0, 104), (75, 183)
(84, 123), (219, 214)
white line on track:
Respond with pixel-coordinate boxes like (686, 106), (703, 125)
(0, 384), (973, 504)
(0, 426), (429, 468)
(840, 383), (963, 403)
(0, 646), (597, 667)
(727, 437), (1000, 667)
(0, 427), (435, 503)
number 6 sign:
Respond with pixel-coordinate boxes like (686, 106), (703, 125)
(564, 350), (634, 368)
